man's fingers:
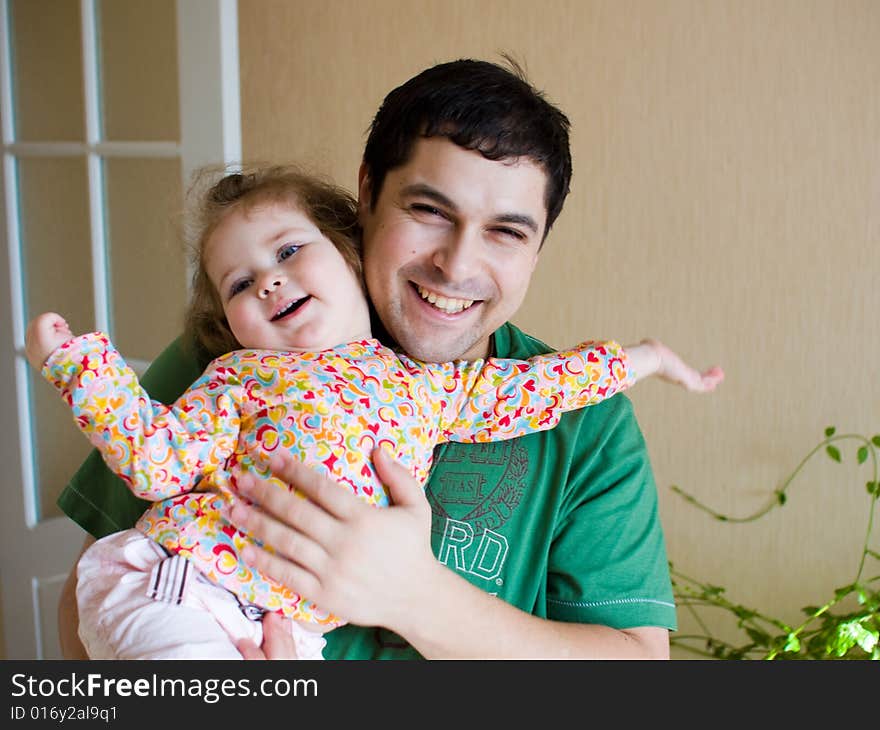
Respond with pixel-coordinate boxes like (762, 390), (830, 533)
(266, 453), (360, 519)
(372, 447), (425, 508)
(238, 615), (305, 660)
(236, 468), (339, 544)
(236, 638), (266, 660)
(242, 542), (323, 602)
(260, 613), (300, 660)
(231, 499), (329, 570)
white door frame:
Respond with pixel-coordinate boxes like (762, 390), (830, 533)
(0, 0), (240, 659)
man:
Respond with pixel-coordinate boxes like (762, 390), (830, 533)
(57, 58), (675, 659)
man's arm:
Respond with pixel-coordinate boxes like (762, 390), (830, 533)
(231, 449), (669, 659)
(58, 535), (95, 660)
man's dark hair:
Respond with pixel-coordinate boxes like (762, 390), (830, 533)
(362, 57), (572, 238)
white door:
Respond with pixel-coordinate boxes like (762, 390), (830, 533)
(0, 0), (240, 659)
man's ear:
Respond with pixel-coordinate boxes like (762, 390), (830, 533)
(357, 162), (372, 219)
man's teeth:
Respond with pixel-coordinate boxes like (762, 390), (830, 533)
(416, 285), (474, 314)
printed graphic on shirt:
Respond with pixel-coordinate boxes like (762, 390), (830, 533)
(375, 439), (529, 650)
(437, 519), (509, 580)
(428, 439), (528, 583)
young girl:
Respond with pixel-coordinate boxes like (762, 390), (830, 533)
(26, 165), (723, 660)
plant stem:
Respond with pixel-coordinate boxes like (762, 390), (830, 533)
(670, 429), (879, 660)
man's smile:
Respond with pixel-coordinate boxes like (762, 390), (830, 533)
(414, 283), (477, 314)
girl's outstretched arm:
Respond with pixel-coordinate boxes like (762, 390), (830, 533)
(625, 338), (724, 392)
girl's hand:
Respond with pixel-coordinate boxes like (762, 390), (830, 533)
(25, 312), (75, 370)
(625, 338), (724, 392)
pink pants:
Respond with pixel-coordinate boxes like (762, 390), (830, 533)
(76, 529), (326, 660)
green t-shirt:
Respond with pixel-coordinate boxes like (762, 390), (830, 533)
(58, 323), (676, 658)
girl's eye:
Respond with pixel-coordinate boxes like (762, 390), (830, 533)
(229, 278), (252, 298)
(278, 243), (301, 261)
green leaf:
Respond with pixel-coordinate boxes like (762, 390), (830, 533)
(857, 446), (868, 464)
(775, 490), (787, 505)
(825, 426), (836, 437)
(733, 607), (756, 621)
(746, 627), (770, 646)
(867, 481), (878, 496)
(827, 622), (860, 656)
(857, 630), (878, 654)
(802, 605), (821, 616)
(826, 445), (841, 462)
(832, 621), (878, 655)
(806, 633), (827, 655)
(783, 633), (801, 653)
(872, 435), (880, 447)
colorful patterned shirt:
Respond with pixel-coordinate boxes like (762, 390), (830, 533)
(44, 333), (631, 626)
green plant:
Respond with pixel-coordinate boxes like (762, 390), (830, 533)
(669, 427), (880, 660)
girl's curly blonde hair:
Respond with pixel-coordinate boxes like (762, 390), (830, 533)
(183, 164), (362, 360)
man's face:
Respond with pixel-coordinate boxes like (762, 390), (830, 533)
(359, 136), (548, 363)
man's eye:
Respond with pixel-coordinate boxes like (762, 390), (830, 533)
(495, 227), (526, 241)
(278, 243), (301, 261)
(412, 203), (444, 217)
(229, 278), (251, 297)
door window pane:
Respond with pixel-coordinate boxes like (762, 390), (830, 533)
(18, 157), (94, 519)
(18, 157), (94, 336)
(98, 0), (179, 141)
(104, 157), (186, 360)
(29, 369), (93, 521)
(10, 0), (85, 141)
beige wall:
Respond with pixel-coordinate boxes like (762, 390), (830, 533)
(240, 0), (880, 652)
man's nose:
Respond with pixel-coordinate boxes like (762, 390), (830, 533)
(257, 272), (287, 299)
(431, 227), (481, 281)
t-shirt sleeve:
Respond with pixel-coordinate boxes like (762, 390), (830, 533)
(545, 395), (677, 630)
(56, 335), (209, 539)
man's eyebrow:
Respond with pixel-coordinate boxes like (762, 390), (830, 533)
(494, 213), (539, 234)
(402, 183), (539, 233)
(400, 183), (457, 211)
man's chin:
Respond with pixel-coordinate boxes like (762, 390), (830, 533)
(395, 331), (489, 363)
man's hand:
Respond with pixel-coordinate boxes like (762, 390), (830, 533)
(25, 312), (75, 370)
(230, 447), (434, 631)
(230, 448), (671, 659)
(237, 613), (297, 660)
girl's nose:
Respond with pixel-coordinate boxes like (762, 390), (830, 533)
(257, 274), (286, 299)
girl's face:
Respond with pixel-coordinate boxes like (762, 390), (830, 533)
(205, 202), (371, 352)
